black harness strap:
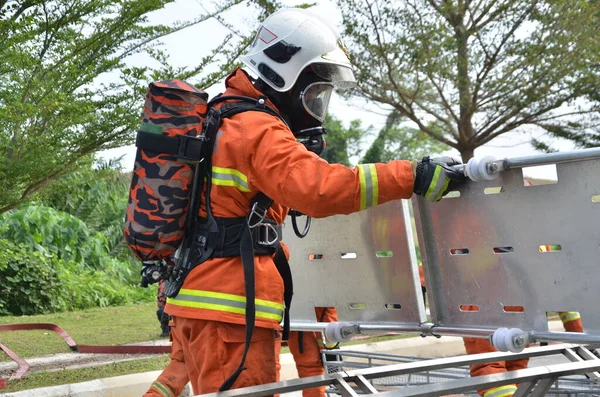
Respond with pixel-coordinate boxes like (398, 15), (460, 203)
(273, 243), (293, 340)
(135, 130), (205, 161)
(298, 331), (304, 354)
(215, 100), (294, 392)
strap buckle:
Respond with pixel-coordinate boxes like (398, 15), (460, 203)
(248, 202), (268, 228)
(176, 134), (205, 162)
(255, 222), (279, 246)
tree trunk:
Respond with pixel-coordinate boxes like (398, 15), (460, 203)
(460, 147), (475, 163)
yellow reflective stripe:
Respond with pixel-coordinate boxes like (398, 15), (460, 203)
(425, 166), (442, 201)
(317, 338), (338, 349)
(559, 311), (581, 323)
(357, 164), (379, 210)
(151, 381), (173, 397)
(211, 166), (251, 192)
(177, 289), (284, 310)
(167, 289), (284, 322)
(483, 385), (517, 397)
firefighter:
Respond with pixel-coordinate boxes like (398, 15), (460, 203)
(462, 178), (583, 397)
(463, 309), (583, 397)
(161, 7), (466, 395)
(287, 307), (339, 397)
(144, 320), (190, 397)
(419, 244), (583, 397)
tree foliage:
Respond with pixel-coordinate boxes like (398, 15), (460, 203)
(362, 110), (449, 163)
(322, 111), (448, 166)
(340, 0), (600, 161)
(0, 0), (279, 214)
(321, 115), (366, 166)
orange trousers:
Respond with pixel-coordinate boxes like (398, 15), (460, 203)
(464, 316), (583, 396)
(146, 316), (280, 396)
(144, 319), (189, 397)
(286, 307), (339, 397)
(288, 330), (326, 397)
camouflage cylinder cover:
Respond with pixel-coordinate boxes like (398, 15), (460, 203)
(124, 80), (208, 261)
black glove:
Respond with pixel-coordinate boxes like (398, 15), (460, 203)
(413, 156), (466, 202)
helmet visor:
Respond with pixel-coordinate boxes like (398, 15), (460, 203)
(301, 82), (334, 123)
(311, 63), (356, 90)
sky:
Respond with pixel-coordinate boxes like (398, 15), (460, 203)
(99, 0), (579, 181)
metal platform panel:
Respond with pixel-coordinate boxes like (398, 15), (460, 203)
(283, 199), (425, 324)
(413, 158), (600, 333)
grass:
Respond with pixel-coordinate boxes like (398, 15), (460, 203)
(0, 303), (415, 392)
(0, 302), (163, 359)
(1, 355), (170, 393)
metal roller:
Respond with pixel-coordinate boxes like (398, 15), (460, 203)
(456, 147), (600, 182)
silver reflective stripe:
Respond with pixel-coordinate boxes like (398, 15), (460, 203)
(431, 167), (448, 200)
(175, 293), (282, 316)
(358, 164), (379, 210)
(364, 165), (374, 208)
(211, 166), (250, 192)
(151, 381), (173, 397)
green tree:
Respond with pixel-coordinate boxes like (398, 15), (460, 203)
(0, 0), (279, 214)
(321, 115), (366, 166)
(362, 110), (449, 163)
(340, 0), (600, 161)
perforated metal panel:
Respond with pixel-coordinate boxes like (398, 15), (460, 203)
(283, 200), (425, 325)
(414, 159), (600, 333)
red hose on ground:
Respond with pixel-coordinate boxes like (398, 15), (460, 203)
(0, 342), (29, 388)
(0, 323), (171, 384)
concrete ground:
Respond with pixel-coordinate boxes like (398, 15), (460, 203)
(0, 321), (593, 397)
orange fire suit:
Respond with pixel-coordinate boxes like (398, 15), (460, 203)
(465, 242), (584, 396)
(144, 320), (189, 397)
(419, 260), (583, 397)
(288, 307), (339, 397)
(464, 312), (583, 397)
(163, 68), (415, 394)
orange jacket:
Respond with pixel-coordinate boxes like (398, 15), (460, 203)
(165, 69), (414, 329)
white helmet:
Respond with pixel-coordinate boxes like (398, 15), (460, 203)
(240, 8), (356, 93)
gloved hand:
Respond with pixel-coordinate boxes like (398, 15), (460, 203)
(412, 156), (466, 202)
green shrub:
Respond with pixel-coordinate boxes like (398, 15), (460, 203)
(0, 239), (66, 315)
(0, 205), (108, 268)
(58, 261), (154, 311)
(0, 237), (153, 316)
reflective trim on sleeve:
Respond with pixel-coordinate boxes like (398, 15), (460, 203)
(483, 385), (517, 397)
(357, 164), (379, 210)
(151, 381), (173, 397)
(425, 166), (449, 201)
(211, 166), (251, 192)
(167, 289), (284, 322)
(559, 311), (581, 324)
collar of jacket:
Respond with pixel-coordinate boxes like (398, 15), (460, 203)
(224, 68), (281, 113)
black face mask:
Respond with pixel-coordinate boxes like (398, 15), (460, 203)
(287, 72), (331, 156)
(255, 72), (328, 156)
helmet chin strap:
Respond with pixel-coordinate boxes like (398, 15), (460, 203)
(295, 126), (326, 156)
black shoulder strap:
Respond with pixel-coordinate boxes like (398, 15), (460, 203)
(216, 95), (287, 127)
